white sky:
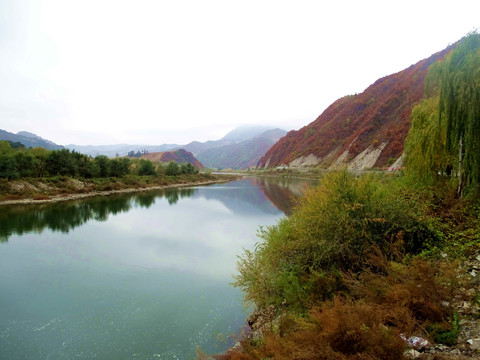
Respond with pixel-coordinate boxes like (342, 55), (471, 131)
(1, 0), (479, 146)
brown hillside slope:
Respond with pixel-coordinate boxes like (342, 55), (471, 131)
(257, 44), (455, 169)
(141, 149), (203, 168)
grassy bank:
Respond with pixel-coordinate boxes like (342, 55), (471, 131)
(0, 173), (238, 204)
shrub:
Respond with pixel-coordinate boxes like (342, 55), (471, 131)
(234, 170), (439, 312)
(137, 159), (156, 176)
(165, 161), (180, 176)
(221, 257), (459, 360)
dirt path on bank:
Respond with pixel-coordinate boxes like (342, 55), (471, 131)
(0, 178), (237, 206)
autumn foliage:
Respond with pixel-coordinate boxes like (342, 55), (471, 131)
(215, 169), (467, 359)
(258, 45), (454, 169)
(218, 254), (459, 360)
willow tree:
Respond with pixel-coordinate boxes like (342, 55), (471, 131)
(404, 54), (456, 182)
(437, 32), (480, 194)
(405, 96), (452, 181)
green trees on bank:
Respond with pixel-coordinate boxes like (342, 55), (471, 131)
(0, 143), (198, 179)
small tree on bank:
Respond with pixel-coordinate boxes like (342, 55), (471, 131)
(165, 161), (180, 176)
(137, 159), (157, 176)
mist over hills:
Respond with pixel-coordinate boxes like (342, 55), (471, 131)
(197, 128), (286, 169)
(176, 126), (285, 157)
(65, 126), (286, 169)
(65, 143), (181, 158)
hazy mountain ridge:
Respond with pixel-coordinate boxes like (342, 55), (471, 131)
(257, 43), (455, 170)
(65, 143), (181, 158)
(197, 128), (287, 169)
(0, 129), (63, 150)
(66, 126), (285, 169)
(180, 125), (281, 156)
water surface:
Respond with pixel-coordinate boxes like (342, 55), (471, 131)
(0, 177), (314, 359)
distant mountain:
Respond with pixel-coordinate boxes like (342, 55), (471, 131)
(0, 129), (63, 150)
(66, 143), (180, 158)
(16, 131), (41, 139)
(197, 128), (287, 169)
(140, 149), (203, 168)
(257, 43), (455, 170)
(220, 125), (275, 142)
(181, 140), (224, 156)
(181, 125), (277, 156)
(65, 126), (275, 158)
(66, 126), (284, 169)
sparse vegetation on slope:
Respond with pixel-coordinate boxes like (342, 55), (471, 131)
(257, 43), (454, 170)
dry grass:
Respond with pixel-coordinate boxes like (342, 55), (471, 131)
(217, 254), (461, 360)
(32, 194), (51, 200)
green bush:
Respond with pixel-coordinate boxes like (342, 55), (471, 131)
(137, 159), (156, 176)
(234, 170), (438, 312)
(165, 161), (180, 176)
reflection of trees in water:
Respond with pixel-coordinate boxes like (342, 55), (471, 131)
(134, 193), (157, 208)
(0, 196), (132, 242)
(0, 187), (198, 242)
(164, 188), (195, 205)
(0, 180), (314, 243)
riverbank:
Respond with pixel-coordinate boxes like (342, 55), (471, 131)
(0, 173), (240, 206)
(210, 171), (480, 360)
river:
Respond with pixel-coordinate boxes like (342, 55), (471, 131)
(0, 176), (315, 360)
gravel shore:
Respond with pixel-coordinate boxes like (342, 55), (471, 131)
(0, 178), (235, 206)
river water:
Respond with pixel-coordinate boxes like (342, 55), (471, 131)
(0, 176), (315, 360)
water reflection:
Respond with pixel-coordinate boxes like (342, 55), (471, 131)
(191, 176), (315, 216)
(0, 188), (197, 242)
(163, 187), (196, 205)
(247, 176), (315, 215)
(0, 177), (316, 242)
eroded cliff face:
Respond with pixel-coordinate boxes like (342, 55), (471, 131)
(257, 44), (454, 170)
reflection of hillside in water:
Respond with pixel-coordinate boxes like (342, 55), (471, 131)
(0, 188), (196, 242)
(191, 179), (281, 216)
(192, 177), (316, 216)
(247, 176), (317, 215)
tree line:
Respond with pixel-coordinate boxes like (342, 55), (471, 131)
(0, 142), (198, 179)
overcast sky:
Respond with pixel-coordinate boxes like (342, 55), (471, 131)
(1, 0), (479, 146)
